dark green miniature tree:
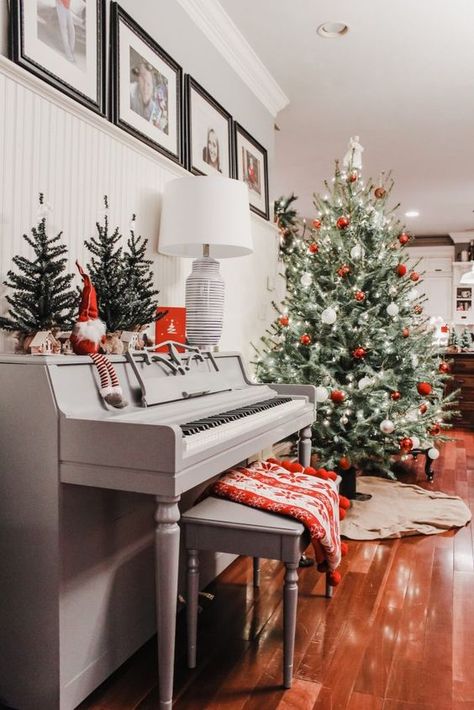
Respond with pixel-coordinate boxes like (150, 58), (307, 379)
(121, 215), (161, 329)
(0, 194), (77, 334)
(85, 198), (161, 332)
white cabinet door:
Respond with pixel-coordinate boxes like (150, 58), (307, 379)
(421, 274), (452, 322)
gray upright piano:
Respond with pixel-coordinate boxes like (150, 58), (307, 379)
(0, 348), (315, 709)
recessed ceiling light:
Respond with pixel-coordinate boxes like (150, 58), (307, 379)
(317, 22), (349, 38)
(405, 210), (420, 218)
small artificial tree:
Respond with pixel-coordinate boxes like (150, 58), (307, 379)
(85, 196), (129, 333)
(0, 194), (77, 336)
(121, 214), (161, 330)
(255, 162), (456, 476)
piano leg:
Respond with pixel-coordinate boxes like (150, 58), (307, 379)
(298, 424), (312, 468)
(154, 495), (181, 710)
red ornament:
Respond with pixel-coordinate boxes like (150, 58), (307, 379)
(391, 391), (401, 401)
(347, 171), (358, 183)
(410, 271), (420, 282)
(328, 570), (342, 586)
(439, 362), (450, 374)
(312, 219), (321, 229)
(279, 315), (289, 327)
(330, 389), (345, 404)
(396, 264), (407, 277)
(338, 456), (351, 470)
(339, 495), (351, 510)
(352, 347), (367, 359)
(417, 382), (432, 396)
(429, 424), (441, 436)
(354, 290), (366, 302)
(336, 216), (350, 230)
(402, 327), (410, 338)
(400, 437), (413, 451)
(419, 403), (428, 415)
(300, 333), (312, 346)
(374, 187), (386, 199)
(337, 264), (351, 277)
(399, 232), (410, 245)
(308, 242), (319, 254)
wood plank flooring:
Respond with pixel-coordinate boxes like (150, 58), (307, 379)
(78, 429), (474, 710)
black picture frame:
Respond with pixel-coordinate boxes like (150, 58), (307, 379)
(233, 122), (269, 220)
(184, 75), (233, 177)
(110, 3), (183, 166)
(9, 0), (106, 116)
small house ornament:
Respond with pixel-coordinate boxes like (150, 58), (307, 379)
(28, 331), (60, 355)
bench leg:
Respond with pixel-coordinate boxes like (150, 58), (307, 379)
(283, 561), (298, 688)
(186, 549), (199, 669)
(253, 557), (261, 588)
(298, 424), (312, 468)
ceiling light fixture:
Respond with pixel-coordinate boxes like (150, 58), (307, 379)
(405, 210), (420, 218)
(317, 22), (349, 38)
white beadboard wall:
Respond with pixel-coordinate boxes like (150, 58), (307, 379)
(0, 57), (282, 363)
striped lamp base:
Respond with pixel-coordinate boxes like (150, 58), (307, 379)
(185, 257), (225, 349)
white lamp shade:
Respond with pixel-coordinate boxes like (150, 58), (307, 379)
(159, 176), (253, 258)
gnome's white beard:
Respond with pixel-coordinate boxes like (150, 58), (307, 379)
(72, 318), (106, 344)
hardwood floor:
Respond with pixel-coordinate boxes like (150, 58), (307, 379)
(78, 429), (474, 710)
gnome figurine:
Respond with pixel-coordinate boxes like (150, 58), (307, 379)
(71, 261), (128, 409)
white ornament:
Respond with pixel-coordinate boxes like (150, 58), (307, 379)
(321, 307), (337, 325)
(315, 386), (329, 402)
(380, 419), (395, 434)
(300, 272), (312, 287)
(411, 354), (419, 367)
(428, 447), (440, 460)
(350, 245), (364, 260)
(358, 376), (372, 390)
(340, 416), (349, 425)
(387, 302), (399, 317)
(411, 436), (420, 449)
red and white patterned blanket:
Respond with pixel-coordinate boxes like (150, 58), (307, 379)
(210, 460), (341, 571)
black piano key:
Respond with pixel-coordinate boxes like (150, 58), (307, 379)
(180, 396), (295, 436)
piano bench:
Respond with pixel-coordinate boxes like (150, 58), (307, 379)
(181, 496), (332, 689)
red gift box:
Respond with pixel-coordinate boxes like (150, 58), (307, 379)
(155, 307), (186, 352)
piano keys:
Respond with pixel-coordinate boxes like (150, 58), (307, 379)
(0, 348), (316, 709)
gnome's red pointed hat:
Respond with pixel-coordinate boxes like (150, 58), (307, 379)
(70, 261), (106, 355)
(76, 261), (99, 321)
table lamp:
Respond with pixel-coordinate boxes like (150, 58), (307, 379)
(159, 176), (253, 349)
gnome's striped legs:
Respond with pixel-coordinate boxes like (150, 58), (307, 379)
(89, 352), (128, 409)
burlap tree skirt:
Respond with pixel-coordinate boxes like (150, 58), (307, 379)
(340, 477), (471, 540)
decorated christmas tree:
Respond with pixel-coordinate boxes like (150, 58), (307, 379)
(0, 194), (77, 335)
(85, 199), (161, 333)
(255, 156), (456, 476)
(121, 214), (161, 330)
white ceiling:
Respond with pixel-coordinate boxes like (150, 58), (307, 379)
(218, 0), (474, 235)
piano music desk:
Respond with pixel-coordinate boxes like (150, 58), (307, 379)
(0, 352), (315, 710)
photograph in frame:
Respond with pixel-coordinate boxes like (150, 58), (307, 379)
(234, 123), (269, 220)
(185, 75), (232, 177)
(10, 0), (105, 115)
(111, 3), (183, 165)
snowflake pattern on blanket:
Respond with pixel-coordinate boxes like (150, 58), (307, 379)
(210, 460), (341, 571)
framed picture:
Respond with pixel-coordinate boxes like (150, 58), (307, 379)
(9, 0), (105, 115)
(110, 3), (183, 165)
(234, 123), (269, 220)
(184, 75), (233, 177)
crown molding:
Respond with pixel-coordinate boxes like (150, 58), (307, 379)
(175, 0), (289, 117)
(450, 231), (474, 244)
